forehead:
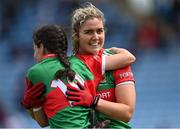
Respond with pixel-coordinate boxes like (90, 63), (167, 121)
(80, 18), (104, 31)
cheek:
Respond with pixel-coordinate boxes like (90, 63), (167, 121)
(79, 36), (88, 47)
(33, 49), (37, 58)
(100, 36), (105, 46)
(33, 51), (39, 61)
(79, 35), (86, 42)
(34, 49), (42, 62)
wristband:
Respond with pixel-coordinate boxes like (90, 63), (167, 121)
(33, 107), (42, 112)
(91, 95), (100, 108)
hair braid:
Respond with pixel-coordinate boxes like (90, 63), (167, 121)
(53, 26), (75, 81)
(33, 24), (75, 81)
(55, 47), (75, 82)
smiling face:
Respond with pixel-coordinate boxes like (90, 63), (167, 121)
(78, 18), (105, 55)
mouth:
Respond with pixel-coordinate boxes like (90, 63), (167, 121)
(89, 42), (99, 47)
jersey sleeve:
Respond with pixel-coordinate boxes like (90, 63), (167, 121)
(26, 65), (44, 85)
(113, 65), (135, 86)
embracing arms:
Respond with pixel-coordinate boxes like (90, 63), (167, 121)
(21, 79), (48, 127)
(95, 83), (136, 122)
(105, 47), (136, 70)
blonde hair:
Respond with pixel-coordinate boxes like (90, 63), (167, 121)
(71, 2), (106, 53)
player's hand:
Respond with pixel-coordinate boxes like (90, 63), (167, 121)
(21, 78), (46, 109)
(95, 120), (111, 128)
(107, 47), (123, 54)
(66, 82), (94, 107)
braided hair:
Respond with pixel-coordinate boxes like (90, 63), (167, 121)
(33, 24), (75, 82)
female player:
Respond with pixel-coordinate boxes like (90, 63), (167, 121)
(66, 2), (136, 128)
(21, 24), (135, 128)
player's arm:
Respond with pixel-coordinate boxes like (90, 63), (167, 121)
(21, 78), (47, 125)
(26, 108), (48, 127)
(95, 82), (136, 122)
(67, 80), (136, 122)
(27, 108), (35, 119)
(96, 67), (136, 122)
(26, 108), (49, 128)
(105, 48), (136, 70)
(33, 108), (49, 127)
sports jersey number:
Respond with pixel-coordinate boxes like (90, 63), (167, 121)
(50, 74), (85, 105)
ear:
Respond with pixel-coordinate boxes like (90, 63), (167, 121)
(39, 43), (45, 54)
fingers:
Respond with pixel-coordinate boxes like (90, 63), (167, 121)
(76, 82), (84, 90)
(31, 82), (45, 91)
(25, 78), (32, 90)
(67, 96), (80, 101)
(71, 101), (82, 106)
(30, 84), (45, 96)
(106, 47), (116, 51)
(34, 82), (45, 87)
(67, 85), (80, 92)
(67, 82), (85, 91)
(95, 120), (111, 128)
(102, 120), (111, 127)
(66, 90), (80, 97)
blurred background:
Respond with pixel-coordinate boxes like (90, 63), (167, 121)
(0, 0), (179, 128)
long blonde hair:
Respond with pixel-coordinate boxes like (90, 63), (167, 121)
(71, 2), (106, 54)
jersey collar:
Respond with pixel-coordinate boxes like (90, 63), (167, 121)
(42, 54), (57, 59)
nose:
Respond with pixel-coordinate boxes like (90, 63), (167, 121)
(92, 32), (99, 40)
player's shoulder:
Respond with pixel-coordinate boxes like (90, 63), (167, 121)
(69, 55), (84, 65)
(26, 63), (44, 78)
(69, 55), (89, 72)
(69, 55), (80, 62)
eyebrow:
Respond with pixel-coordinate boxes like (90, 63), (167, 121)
(83, 27), (104, 31)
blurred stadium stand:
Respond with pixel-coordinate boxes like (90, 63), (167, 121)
(131, 48), (180, 128)
(0, 0), (179, 128)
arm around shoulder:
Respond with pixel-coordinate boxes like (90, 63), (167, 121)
(105, 48), (136, 70)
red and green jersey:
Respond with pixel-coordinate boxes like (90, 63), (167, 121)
(96, 49), (135, 129)
(26, 50), (105, 128)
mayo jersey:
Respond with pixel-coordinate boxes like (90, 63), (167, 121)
(26, 51), (105, 128)
(96, 49), (135, 128)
